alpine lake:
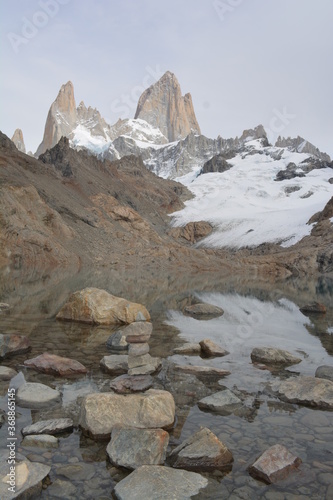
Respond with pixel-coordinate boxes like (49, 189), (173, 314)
(0, 265), (332, 499)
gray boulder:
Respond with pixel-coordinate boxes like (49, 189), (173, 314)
(276, 376), (333, 409)
(113, 465), (208, 500)
(79, 389), (175, 439)
(251, 347), (302, 366)
(315, 365), (333, 382)
(198, 389), (242, 415)
(107, 426), (169, 469)
(169, 427), (233, 471)
(184, 303), (224, 319)
(21, 418), (74, 436)
(17, 383), (61, 409)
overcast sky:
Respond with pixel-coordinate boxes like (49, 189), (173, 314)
(1, 0), (332, 157)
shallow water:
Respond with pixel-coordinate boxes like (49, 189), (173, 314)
(0, 270), (332, 499)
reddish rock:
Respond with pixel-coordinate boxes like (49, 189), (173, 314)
(24, 352), (87, 376)
(249, 444), (302, 483)
(110, 374), (153, 394)
(0, 334), (31, 360)
(300, 302), (326, 314)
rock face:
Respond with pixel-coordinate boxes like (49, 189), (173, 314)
(0, 334), (31, 360)
(169, 221), (213, 244)
(0, 457), (50, 500)
(24, 352), (87, 376)
(56, 287), (150, 325)
(113, 465), (208, 500)
(251, 347), (302, 366)
(11, 128), (26, 153)
(79, 389), (175, 439)
(199, 154), (233, 175)
(275, 135), (331, 162)
(134, 71), (201, 142)
(249, 444), (302, 484)
(36, 81), (77, 156)
(276, 376), (333, 409)
(21, 418), (74, 436)
(107, 426), (169, 469)
(17, 382), (61, 409)
(169, 427), (233, 471)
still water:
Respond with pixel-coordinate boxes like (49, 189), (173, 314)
(0, 270), (332, 499)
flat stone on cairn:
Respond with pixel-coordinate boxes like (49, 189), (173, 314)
(124, 321), (161, 376)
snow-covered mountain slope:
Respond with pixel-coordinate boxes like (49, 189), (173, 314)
(171, 140), (333, 248)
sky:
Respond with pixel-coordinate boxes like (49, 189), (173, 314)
(1, 0), (332, 157)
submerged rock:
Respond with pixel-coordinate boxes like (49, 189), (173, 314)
(107, 426), (169, 469)
(169, 427), (233, 471)
(251, 347), (302, 366)
(0, 366), (17, 381)
(0, 333), (31, 360)
(21, 418), (74, 436)
(184, 303), (224, 319)
(79, 389), (175, 439)
(173, 343), (201, 355)
(22, 434), (59, 448)
(56, 287), (150, 325)
(198, 389), (242, 415)
(110, 374), (153, 394)
(200, 339), (229, 357)
(106, 331), (129, 351)
(17, 383), (61, 409)
(174, 364), (230, 377)
(315, 365), (333, 382)
(24, 352), (87, 376)
(113, 465), (208, 500)
(248, 444), (302, 483)
(276, 376), (333, 409)
(0, 456), (50, 500)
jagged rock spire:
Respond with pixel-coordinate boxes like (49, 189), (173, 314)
(134, 71), (201, 142)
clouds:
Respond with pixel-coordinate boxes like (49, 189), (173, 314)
(1, 0), (332, 157)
